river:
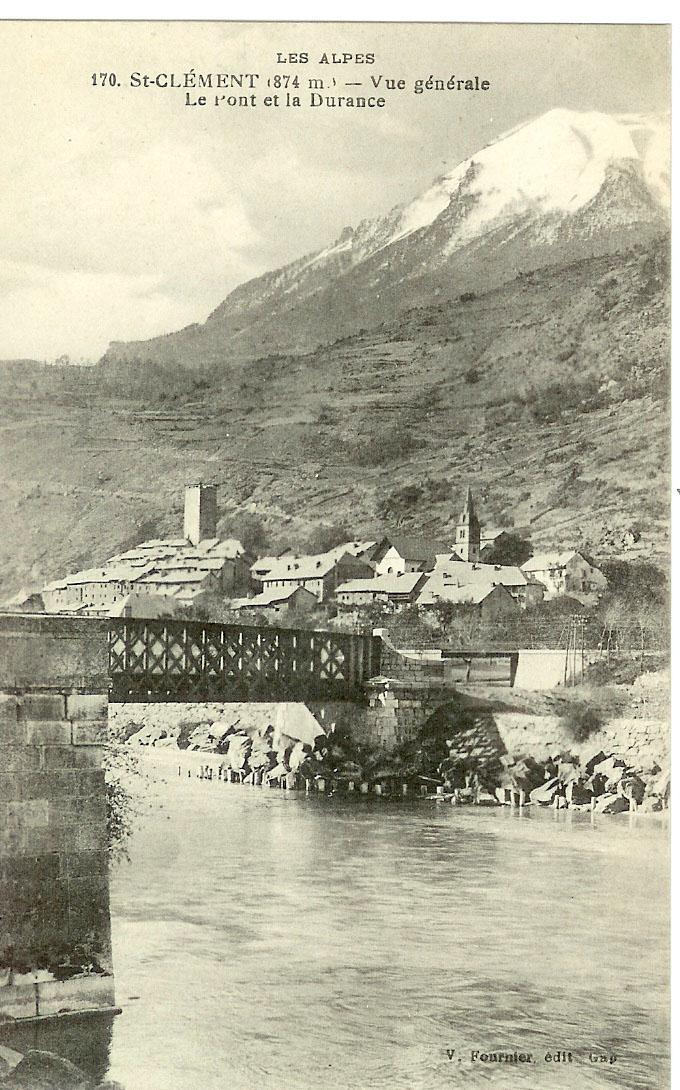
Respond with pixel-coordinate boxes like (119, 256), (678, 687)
(94, 752), (669, 1090)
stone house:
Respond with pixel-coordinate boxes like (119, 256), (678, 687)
(109, 538), (250, 598)
(250, 549), (297, 587)
(521, 551), (608, 603)
(129, 568), (224, 606)
(372, 536), (457, 577)
(479, 529), (531, 562)
(41, 565), (140, 614)
(230, 585), (318, 617)
(479, 528), (505, 556)
(419, 580), (519, 621)
(258, 552), (373, 603)
(335, 572), (427, 611)
(324, 540), (378, 563)
(252, 540), (378, 589)
(418, 559), (543, 610)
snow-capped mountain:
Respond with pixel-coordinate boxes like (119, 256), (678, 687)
(362, 109), (668, 248)
(103, 108), (669, 368)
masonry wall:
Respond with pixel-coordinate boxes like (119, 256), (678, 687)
(336, 688), (669, 771)
(495, 712), (668, 771)
(0, 614), (114, 1020)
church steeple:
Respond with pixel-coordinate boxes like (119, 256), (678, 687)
(456, 487), (481, 563)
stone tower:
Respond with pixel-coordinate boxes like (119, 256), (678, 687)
(184, 484), (217, 545)
(456, 486), (481, 563)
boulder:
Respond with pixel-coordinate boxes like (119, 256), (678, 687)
(594, 794), (629, 814)
(583, 749), (609, 776)
(529, 776), (560, 805)
(619, 775), (646, 804)
(2, 1050), (94, 1089)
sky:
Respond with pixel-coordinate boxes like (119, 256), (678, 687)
(0, 21), (670, 362)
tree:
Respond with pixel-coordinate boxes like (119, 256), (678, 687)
(483, 531), (533, 567)
(304, 522), (351, 554)
(104, 727), (146, 862)
(220, 513), (269, 555)
(599, 559), (667, 609)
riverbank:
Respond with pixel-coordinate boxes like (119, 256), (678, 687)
(138, 746), (670, 835)
(111, 692), (670, 818)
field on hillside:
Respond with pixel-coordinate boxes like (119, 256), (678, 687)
(0, 240), (669, 600)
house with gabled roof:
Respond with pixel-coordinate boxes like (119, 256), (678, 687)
(231, 585), (318, 617)
(324, 540), (378, 564)
(258, 551), (372, 603)
(41, 563), (150, 615)
(521, 551), (608, 603)
(422, 580), (518, 621)
(335, 572), (427, 610)
(372, 535), (459, 577)
(418, 558), (543, 610)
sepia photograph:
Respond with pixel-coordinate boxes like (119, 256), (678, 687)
(0, 17), (671, 1090)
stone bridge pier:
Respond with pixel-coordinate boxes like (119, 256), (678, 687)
(307, 639), (478, 751)
(307, 683), (450, 751)
(0, 615), (116, 1022)
(309, 637), (513, 766)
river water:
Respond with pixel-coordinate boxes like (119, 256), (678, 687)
(98, 753), (668, 1090)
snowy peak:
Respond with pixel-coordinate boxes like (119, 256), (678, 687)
(369, 108), (669, 256)
(288, 108), (669, 288)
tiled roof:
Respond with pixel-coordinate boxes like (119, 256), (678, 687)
(136, 570), (215, 586)
(231, 586), (312, 609)
(434, 559), (526, 584)
(336, 573), (425, 595)
(522, 551), (580, 571)
(109, 536), (244, 565)
(197, 538), (244, 558)
(418, 580), (514, 606)
(147, 557), (225, 572)
(324, 540), (377, 562)
(45, 563), (150, 588)
(260, 552), (350, 581)
(44, 535), (246, 598)
(374, 535), (454, 564)
(418, 561), (527, 605)
(251, 555), (280, 574)
(480, 528), (504, 544)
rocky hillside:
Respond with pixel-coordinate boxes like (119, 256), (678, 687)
(0, 237), (669, 600)
(102, 109), (669, 369)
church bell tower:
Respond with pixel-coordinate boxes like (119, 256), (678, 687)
(456, 486), (481, 563)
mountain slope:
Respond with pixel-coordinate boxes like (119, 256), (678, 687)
(0, 238), (669, 600)
(102, 109), (669, 369)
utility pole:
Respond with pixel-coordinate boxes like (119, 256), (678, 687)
(563, 613), (586, 686)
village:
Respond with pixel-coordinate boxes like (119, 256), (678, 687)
(6, 484), (611, 631)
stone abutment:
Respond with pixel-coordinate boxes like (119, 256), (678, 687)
(0, 615), (115, 1022)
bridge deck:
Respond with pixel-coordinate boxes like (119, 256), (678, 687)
(108, 618), (381, 703)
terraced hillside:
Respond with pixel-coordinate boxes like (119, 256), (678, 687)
(0, 238), (669, 600)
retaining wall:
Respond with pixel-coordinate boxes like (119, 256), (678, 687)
(495, 711), (668, 770)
